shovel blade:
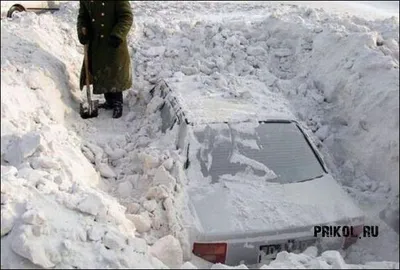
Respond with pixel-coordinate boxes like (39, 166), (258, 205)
(80, 100), (99, 119)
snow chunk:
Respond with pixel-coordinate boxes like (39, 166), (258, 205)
(303, 246), (318, 257)
(11, 227), (55, 268)
(128, 237), (149, 254)
(181, 262), (198, 269)
(181, 66), (199, 76)
(162, 158), (174, 171)
(143, 199), (158, 213)
(1, 193), (9, 205)
(247, 46), (266, 56)
(75, 194), (105, 216)
(321, 250), (347, 269)
(4, 132), (45, 166)
(140, 152), (161, 171)
(226, 36), (241, 46)
(103, 229), (127, 250)
(274, 48), (293, 57)
(20, 132), (45, 155)
(127, 212), (152, 233)
(146, 96), (165, 115)
(87, 224), (106, 241)
(315, 125), (330, 141)
(259, 70), (278, 87)
(1, 207), (16, 236)
(117, 181), (133, 198)
(150, 235), (183, 269)
(97, 163), (116, 178)
(81, 148), (95, 163)
(146, 186), (170, 201)
(1, 165), (18, 179)
(126, 202), (141, 214)
(173, 72), (185, 82)
(30, 156), (61, 170)
(153, 166), (177, 191)
(104, 146), (126, 160)
(211, 263), (248, 269)
(143, 46), (166, 57)
(22, 210), (46, 225)
(83, 142), (104, 160)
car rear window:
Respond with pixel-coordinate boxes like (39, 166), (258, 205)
(190, 122), (325, 184)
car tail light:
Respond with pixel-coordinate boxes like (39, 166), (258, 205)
(343, 225), (363, 249)
(193, 242), (227, 263)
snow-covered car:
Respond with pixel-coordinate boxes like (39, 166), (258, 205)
(1, 1), (66, 18)
(150, 75), (366, 265)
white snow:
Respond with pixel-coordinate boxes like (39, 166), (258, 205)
(127, 212), (152, 233)
(117, 180), (133, 198)
(229, 152), (278, 179)
(1, 0), (398, 269)
(188, 175), (364, 237)
(153, 165), (177, 191)
(143, 199), (158, 213)
(276, 1), (399, 20)
(150, 235), (184, 268)
(163, 75), (296, 124)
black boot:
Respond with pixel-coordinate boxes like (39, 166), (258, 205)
(98, 102), (113, 110)
(112, 92), (123, 119)
(112, 104), (123, 118)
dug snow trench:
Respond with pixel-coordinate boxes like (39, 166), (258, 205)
(1, 1), (398, 269)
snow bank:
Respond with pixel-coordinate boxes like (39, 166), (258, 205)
(131, 0), (399, 262)
(1, 1), (398, 269)
(0, 3), (175, 268)
(257, 249), (399, 269)
(190, 249), (400, 269)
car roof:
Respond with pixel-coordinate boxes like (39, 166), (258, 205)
(161, 75), (296, 125)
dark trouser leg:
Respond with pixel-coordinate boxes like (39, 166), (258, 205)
(111, 92), (123, 119)
(104, 93), (113, 105)
(100, 93), (114, 109)
(112, 92), (123, 107)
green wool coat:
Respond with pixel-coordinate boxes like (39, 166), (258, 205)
(77, 1), (134, 95)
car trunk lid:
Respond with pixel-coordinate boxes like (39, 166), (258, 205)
(188, 174), (364, 241)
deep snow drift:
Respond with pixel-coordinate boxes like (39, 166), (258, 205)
(131, 0), (399, 253)
(1, 1), (399, 269)
(277, 1), (399, 20)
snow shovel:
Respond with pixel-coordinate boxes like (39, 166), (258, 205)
(79, 43), (99, 119)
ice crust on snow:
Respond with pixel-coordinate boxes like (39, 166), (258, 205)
(1, 0), (398, 269)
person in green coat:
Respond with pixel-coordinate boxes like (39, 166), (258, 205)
(77, 1), (134, 119)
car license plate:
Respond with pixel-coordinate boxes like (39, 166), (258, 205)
(259, 239), (316, 261)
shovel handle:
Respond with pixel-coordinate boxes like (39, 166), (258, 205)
(84, 44), (92, 115)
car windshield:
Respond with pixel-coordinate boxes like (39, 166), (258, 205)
(189, 122), (325, 184)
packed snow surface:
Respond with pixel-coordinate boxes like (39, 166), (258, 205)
(187, 175), (364, 237)
(163, 75), (295, 124)
(1, 0), (399, 269)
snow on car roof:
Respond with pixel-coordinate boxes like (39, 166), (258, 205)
(163, 74), (296, 125)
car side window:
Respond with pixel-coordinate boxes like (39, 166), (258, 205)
(160, 100), (177, 133)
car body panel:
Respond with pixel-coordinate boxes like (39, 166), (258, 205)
(150, 78), (365, 265)
(1, 1), (66, 18)
(187, 174), (364, 239)
(219, 233), (318, 265)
